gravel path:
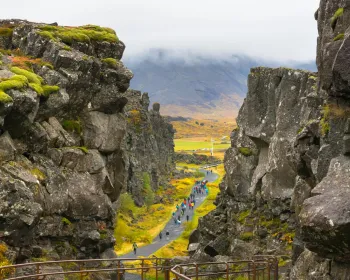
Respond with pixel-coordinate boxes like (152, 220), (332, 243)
(120, 169), (218, 258)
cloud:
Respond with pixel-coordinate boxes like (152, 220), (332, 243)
(1, 0), (319, 62)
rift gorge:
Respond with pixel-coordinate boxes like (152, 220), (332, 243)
(1, 0), (350, 279)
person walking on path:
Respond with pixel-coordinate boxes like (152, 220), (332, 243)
(176, 204), (179, 211)
(159, 232), (163, 240)
(132, 242), (138, 255)
(206, 188), (209, 195)
(166, 230), (170, 240)
(186, 214), (189, 222)
(178, 215), (181, 221)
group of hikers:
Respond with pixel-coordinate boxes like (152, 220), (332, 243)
(131, 175), (211, 255)
(172, 179), (209, 225)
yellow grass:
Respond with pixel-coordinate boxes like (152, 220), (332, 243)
(171, 119), (235, 139)
(153, 164), (224, 258)
(115, 177), (199, 256)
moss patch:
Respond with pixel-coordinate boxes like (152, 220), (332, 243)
(240, 232), (254, 241)
(37, 24), (119, 45)
(238, 147), (253, 157)
(102, 57), (118, 67)
(11, 67), (43, 85)
(61, 217), (72, 226)
(320, 104), (330, 136)
(0, 90), (13, 103)
(42, 85), (59, 96)
(334, 33), (345, 41)
(0, 27), (13, 37)
(62, 119), (82, 134)
(331, 8), (344, 28)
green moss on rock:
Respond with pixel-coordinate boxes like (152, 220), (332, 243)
(331, 8), (344, 29)
(239, 232), (254, 241)
(334, 33), (345, 41)
(62, 120), (82, 134)
(0, 90), (13, 104)
(42, 85), (59, 96)
(11, 67), (43, 85)
(102, 57), (118, 67)
(0, 27), (13, 37)
(37, 24), (119, 45)
(29, 83), (44, 95)
(238, 147), (253, 157)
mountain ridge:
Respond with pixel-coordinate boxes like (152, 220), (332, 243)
(124, 49), (316, 119)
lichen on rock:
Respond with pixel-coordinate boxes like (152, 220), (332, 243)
(0, 19), (175, 264)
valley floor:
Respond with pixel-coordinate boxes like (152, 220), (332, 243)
(119, 170), (218, 258)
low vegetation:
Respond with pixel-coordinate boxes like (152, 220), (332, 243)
(102, 58), (118, 68)
(62, 119), (82, 135)
(153, 164), (223, 258)
(0, 27), (13, 37)
(331, 8), (344, 29)
(37, 24), (118, 45)
(238, 147), (253, 157)
(334, 33), (345, 41)
(115, 175), (200, 256)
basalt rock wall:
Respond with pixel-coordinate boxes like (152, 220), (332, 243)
(191, 1), (350, 278)
(0, 20), (174, 263)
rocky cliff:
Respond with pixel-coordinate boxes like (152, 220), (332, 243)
(0, 20), (174, 263)
(190, 1), (350, 279)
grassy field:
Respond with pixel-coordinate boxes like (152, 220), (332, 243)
(153, 163), (225, 258)
(171, 118), (236, 139)
(175, 139), (230, 151)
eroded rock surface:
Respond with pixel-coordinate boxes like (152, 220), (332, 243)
(0, 20), (174, 262)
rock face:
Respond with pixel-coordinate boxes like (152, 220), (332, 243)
(191, 0), (350, 277)
(0, 20), (174, 262)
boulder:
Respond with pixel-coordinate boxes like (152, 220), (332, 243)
(300, 156), (350, 262)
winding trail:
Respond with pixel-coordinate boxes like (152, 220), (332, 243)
(120, 169), (218, 258)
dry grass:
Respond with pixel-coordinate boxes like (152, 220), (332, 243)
(171, 119), (235, 139)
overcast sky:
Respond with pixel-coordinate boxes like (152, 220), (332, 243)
(2, 0), (319, 62)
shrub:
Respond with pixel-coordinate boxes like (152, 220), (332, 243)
(193, 170), (205, 178)
(0, 27), (13, 37)
(119, 193), (136, 213)
(128, 109), (142, 127)
(143, 172), (154, 208)
(334, 33), (345, 41)
(238, 147), (253, 157)
(320, 104), (330, 136)
(102, 57), (118, 67)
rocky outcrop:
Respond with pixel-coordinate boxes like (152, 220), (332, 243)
(191, 0), (350, 278)
(190, 67), (320, 267)
(0, 20), (174, 263)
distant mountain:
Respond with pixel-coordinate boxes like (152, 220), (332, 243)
(123, 49), (316, 119)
